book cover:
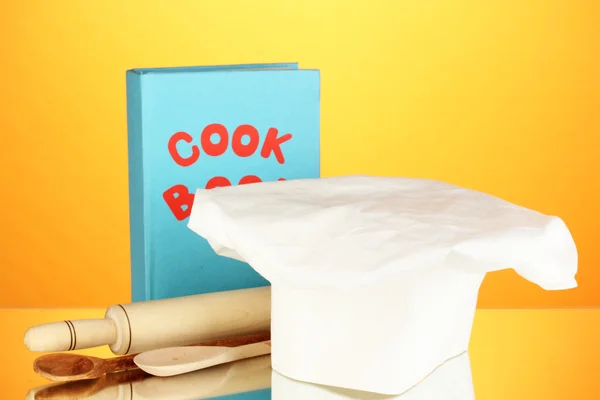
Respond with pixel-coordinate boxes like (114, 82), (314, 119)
(126, 62), (320, 301)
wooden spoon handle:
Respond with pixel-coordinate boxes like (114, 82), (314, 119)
(228, 340), (272, 363)
(103, 331), (271, 373)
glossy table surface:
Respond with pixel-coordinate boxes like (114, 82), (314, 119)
(3, 308), (599, 399)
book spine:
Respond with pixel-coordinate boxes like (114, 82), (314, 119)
(125, 71), (148, 302)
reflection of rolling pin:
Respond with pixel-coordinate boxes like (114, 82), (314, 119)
(24, 286), (271, 355)
(30, 355), (272, 400)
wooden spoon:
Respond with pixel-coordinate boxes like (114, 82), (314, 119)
(134, 340), (271, 377)
(33, 331), (270, 382)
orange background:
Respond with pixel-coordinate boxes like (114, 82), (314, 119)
(0, 0), (598, 308)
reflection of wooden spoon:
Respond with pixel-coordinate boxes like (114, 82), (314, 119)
(31, 369), (148, 400)
(28, 355), (273, 400)
(33, 332), (270, 382)
(133, 354), (272, 400)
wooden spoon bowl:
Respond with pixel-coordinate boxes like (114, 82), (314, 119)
(34, 353), (132, 382)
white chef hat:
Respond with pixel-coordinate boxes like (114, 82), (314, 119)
(271, 351), (475, 399)
(187, 175), (577, 395)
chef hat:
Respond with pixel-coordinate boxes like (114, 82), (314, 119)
(271, 351), (475, 400)
(187, 175), (577, 395)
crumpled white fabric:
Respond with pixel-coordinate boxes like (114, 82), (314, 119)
(187, 175), (577, 395)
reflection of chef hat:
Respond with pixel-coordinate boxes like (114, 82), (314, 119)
(272, 352), (475, 400)
(188, 175), (577, 395)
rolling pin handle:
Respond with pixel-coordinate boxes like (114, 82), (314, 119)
(24, 319), (117, 352)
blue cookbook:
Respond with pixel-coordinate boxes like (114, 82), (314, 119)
(126, 62), (320, 301)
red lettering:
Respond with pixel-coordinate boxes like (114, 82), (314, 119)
(170, 124), (291, 164)
(163, 184), (195, 221)
(206, 176), (232, 189)
(232, 124), (259, 157)
(165, 175), (289, 220)
(261, 127), (292, 164)
(201, 123), (228, 157)
(168, 132), (199, 167)
(238, 175), (262, 185)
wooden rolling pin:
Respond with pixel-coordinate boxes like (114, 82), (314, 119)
(24, 286), (271, 355)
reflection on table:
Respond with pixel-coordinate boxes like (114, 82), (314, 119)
(10, 309), (600, 399)
(27, 354), (272, 400)
(26, 351), (474, 400)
